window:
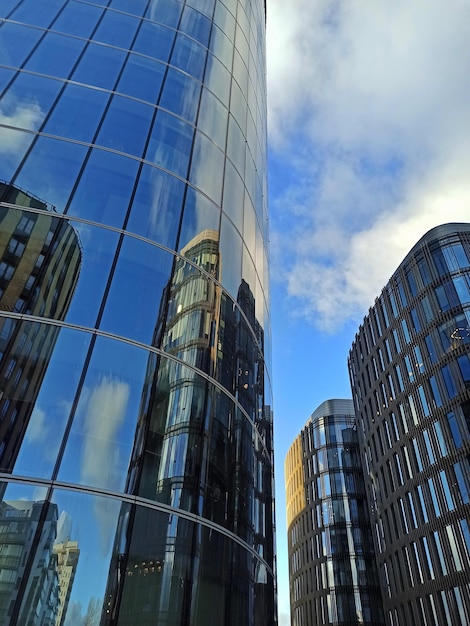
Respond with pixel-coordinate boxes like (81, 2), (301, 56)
(441, 365), (457, 399)
(447, 411), (462, 448)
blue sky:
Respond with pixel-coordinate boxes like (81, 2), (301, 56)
(265, 1), (470, 621)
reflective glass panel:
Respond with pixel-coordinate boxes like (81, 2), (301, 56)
(44, 83), (110, 143)
(126, 165), (185, 249)
(12, 136), (88, 213)
(66, 148), (140, 227)
(24, 31), (85, 79)
(99, 236), (174, 344)
(96, 95), (154, 158)
(58, 335), (149, 490)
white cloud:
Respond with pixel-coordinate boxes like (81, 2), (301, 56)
(80, 377), (129, 554)
(0, 97), (43, 154)
(267, 0), (470, 330)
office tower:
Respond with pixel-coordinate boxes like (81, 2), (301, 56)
(285, 399), (384, 626)
(53, 540), (80, 626)
(0, 0), (275, 624)
(349, 224), (470, 625)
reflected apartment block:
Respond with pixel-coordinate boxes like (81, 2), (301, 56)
(0, 500), (59, 625)
(0, 185), (81, 477)
(349, 224), (470, 625)
(285, 399), (384, 626)
(0, 0), (274, 624)
(53, 540), (79, 626)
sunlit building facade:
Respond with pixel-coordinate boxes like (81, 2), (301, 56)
(285, 399), (384, 626)
(349, 224), (470, 625)
(0, 0), (275, 624)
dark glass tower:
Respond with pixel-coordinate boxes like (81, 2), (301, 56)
(0, 0), (275, 624)
(285, 399), (384, 626)
(349, 224), (470, 625)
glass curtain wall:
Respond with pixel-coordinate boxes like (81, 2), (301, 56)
(349, 224), (470, 626)
(285, 399), (384, 626)
(0, 0), (275, 624)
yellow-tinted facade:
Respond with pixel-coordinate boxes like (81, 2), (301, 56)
(285, 434), (306, 527)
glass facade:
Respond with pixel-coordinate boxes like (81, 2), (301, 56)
(349, 224), (470, 626)
(285, 399), (384, 626)
(0, 0), (275, 624)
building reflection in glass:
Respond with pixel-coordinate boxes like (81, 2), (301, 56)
(0, 183), (81, 477)
(102, 230), (274, 625)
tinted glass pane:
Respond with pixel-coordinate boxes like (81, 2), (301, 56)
(179, 187), (221, 252)
(146, 111), (194, 178)
(96, 96), (153, 157)
(146, 0), (183, 26)
(126, 165), (185, 249)
(24, 31), (85, 78)
(93, 8), (140, 48)
(132, 20), (175, 61)
(52, 1), (103, 37)
(12, 136), (87, 213)
(67, 148), (140, 226)
(44, 83), (109, 142)
(10, 0), (63, 26)
(117, 53), (165, 103)
(63, 222), (120, 328)
(72, 42), (127, 90)
(12, 327), (91, 478)
(100, 237), (174, 344)
(4, 72), (62, 126)
(160, 67), (201, 123)
(190, 131), (224, 203)
(171, 33), (207, 80)
(58, 336), (149, 491)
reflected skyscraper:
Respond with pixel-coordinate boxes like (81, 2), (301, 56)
(0, 0), (275, 624)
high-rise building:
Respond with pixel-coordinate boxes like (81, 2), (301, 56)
(53, 540), (80, 626)
(285, 399), (384, 626)
(349, 224), (470, 625)
(0, 0), (275, 624)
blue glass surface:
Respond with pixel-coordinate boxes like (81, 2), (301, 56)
(0, 22), (43, 68)
(2, 71), (62, 130)
(63, 222), (120, 328)
(132, 20), (175, 61)
(13, 326), (92, 479)
(52, 1), (103, 38)
(146, 111), (194, 178)
(96, 95), (154, 157)
(171, 33), (207, 80)
(13, 136), (88, 213)
(190, 131), (224, 203)
(44, 83), (110, 143)
(179, 186), (221, 251)
(24, 31), (86, 79)
(100, 236), (174, 344)
(58, 335), (150, 490)
(117, 53), (165, 104)
(126, 165), (185, 249)
(9, 0), (63, 28)
(146, 0), (183, 27)
(0, 0), (21, 18)
(67, 148), (140, 226)
(160, 67), (202, 124)
(72, 42), (127, 90)
(93, 8), (140, 48)
(180, 5), (212, 46)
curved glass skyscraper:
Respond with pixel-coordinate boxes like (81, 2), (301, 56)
(349, 224), (470, 625)
(285, 399), (384, 626)
(0, 0), (275, 624)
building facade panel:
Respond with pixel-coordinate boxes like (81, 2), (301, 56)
(0, 0), (275, 623)
(349, 224), (470, 626)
